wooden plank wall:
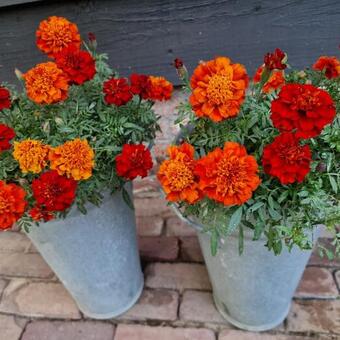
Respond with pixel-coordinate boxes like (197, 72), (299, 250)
(0, 0), (339, 84)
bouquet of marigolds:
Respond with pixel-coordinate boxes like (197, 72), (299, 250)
(158, 52), (339, 256)
(0, 16), (173, 231)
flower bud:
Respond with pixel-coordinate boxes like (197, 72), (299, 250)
(173, 58), (188, 81)
(316, 162), (327, 173)
(14, 68), (23, 81)
(88, 32), (97, 50)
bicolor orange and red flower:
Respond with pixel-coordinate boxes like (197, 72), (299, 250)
(116, 144), (153, 180)
(146, 76), (173, 101)
(0, 86), (11, 110)
(29, 205), (54, 222)
(54, 45), (96, 85)
(32, 171), (77, 212)
(158, 143), (202, 204)
(313, 56), (340, 79)
(271, 84), (336, 138)
(36, 16), (81, 57)
(103, 78), (133, 106)
(189, 57), (249, 122)
(253, 65), (285, 93)
(195, 142), (261, 206)
(262, 133), (311, 184)
(0, 181), (27, 230)
(23, 62), (69, 104)
(0, 124), (15, 152)
(264, 48), (287, 70)
(49, 138), (95, 181)
(13, 140), (50, 174)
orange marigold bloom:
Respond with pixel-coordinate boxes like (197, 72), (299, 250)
(253, 65), (285, 94)
(0, 181), (27, 230)
(36, 16), (81, 57)
(195, 142), (261, 206)
(13, 140), (50, 174)
(49, 138), (95, 181)
(157, 143), (202, 204)
(23, 62), (69, 105)
(146, 76), (173, 101)
(313, 56), (340, 79)
(189, 57), (249, 122)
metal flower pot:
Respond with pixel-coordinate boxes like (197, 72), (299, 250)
(25, 184), (143, 319)
(174, 208), (319, 331)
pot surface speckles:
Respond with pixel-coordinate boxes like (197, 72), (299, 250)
(26, 184), (143, 319)
(197, 227), (320, 331)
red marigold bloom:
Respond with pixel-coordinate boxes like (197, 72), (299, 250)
(158, 143), (202, 204)
(103, 78), (133, 106)
(116, 144), (153, 180)
(253, 65), (285, 93)
(54, 45), (96, 85)
(313, 56), (340, 79)
(130, 74), (150, 99)
(0, 181), (27, 230)
(264, 48), (287, 70)
(29, 205), (54, 222)
(32, 170), (77, 212)
(0, 86), (11, 110)
(271, 84), (336, 138)
(146, 76), (173, 101)
(195, 142), (261, 206)
(262, 132), (312, 184)
(0, 124), (15, 152)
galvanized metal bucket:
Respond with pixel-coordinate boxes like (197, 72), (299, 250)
(173, 206), (320, 331)
(25, 184), (143, 319)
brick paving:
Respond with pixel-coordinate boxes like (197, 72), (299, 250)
(0, 92), (339, 339)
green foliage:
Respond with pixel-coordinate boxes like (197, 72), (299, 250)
(175, 69), (340, 256)
(0, 52), (160, 225)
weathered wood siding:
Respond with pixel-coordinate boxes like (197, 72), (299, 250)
(0, 0), (339, 84)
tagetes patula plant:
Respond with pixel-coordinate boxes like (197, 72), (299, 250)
(159, 51), (340, 257)
(0, 16), (174, 232)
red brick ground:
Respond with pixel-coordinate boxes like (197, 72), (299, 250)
(0, 92), (339, 340)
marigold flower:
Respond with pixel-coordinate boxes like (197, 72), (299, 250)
(262, 133), (311, 184)
(195, 142), (260, 206)
(0, 86), (11, 110)
(32, 171), (77, 212)
(116, 144), (153, 180)
(189, 57), (249, 122)
(158, 143), (202, 204)
(13, 140), (50, 174)
(313, 56), (340, 79)
(146, 76), (173, 101)
(0, 181), (27, 230)
(253, 65), (285, 93)
(0, 124), (15, 152)
(49, 138), (95, 180)
(264, 48), (287, 70)
(271, 84), (336, 138)
(23, 62), (69, 105)
(29, 205), (54, 222)
(103, 78), (133, 106)
(54, 45), (96, 85)
(130, 74), (150, 99)
(36, 16), (81, 57)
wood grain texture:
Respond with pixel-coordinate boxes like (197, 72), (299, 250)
(0, 0), (339, 84)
